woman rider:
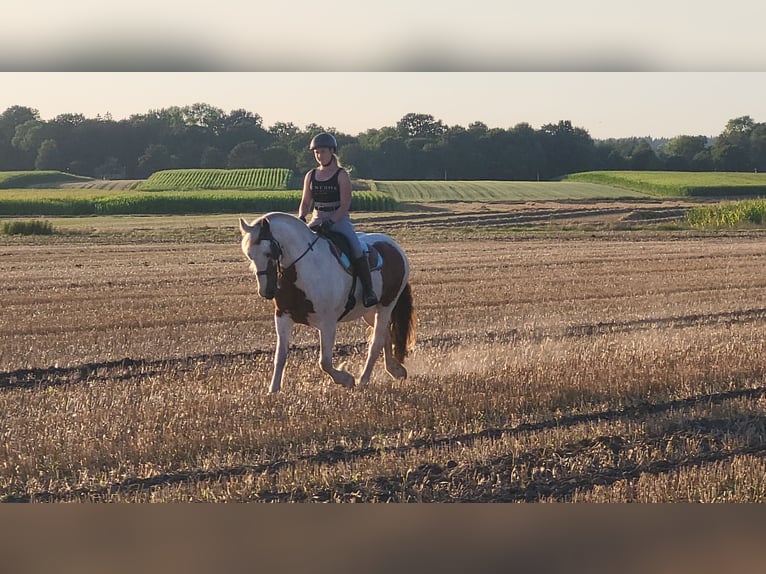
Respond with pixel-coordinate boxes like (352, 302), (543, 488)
(297, 132), (378, 307)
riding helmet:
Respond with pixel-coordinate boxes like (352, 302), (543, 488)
(309, 132), (338, 152)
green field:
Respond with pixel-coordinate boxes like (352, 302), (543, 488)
(566, 171), (766, 197)
(371, 180), (650, 201)
(0, 171), (93, 189)
(140, 168), (294, 191)
(5, 170), (766, 217)
(0, 188), (395, 216)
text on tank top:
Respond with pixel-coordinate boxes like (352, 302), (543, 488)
(310, 167), (344, 210)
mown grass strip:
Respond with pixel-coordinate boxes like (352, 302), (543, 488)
(140, 169), (295, 191)
(372, 180), (650, 202)
(566, 171), (766, 198)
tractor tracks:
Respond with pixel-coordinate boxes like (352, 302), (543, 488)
(7, 385), (765, 502)
(5, 307), (766, 390)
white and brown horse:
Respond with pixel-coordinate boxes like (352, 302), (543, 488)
(239, 212), (415, 393)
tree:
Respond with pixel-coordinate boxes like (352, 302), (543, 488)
(54, 113), (85, 127)
(11, 119), (46, 154)
(94, 156), (125, 179)
(182, 103), (226, 134)
(227, 141), (261, 168)
(711, 116), (755, 171)
(269, 121), (299, 139)
(664, 135), (708, 162)
(0, 106), (40, 169)
(259, 146), (293, 169)
(136, 144), (175, 177)
(200, 146), (227, 168)
(396, 113), (446, 138)
(749, 124), (766, 171)
(468, 121), (489, 135)
(539, 120), (596, 177)
(629, 140), (662, 170)
(35, 139), (62, 170)
(722, 115), (755, 140)
(711, 141), (750, 171)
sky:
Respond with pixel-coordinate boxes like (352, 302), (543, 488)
(3, 73), (765, 140)
(2, 1), (766, 140)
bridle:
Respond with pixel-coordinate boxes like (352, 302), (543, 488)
(255, 223), (320, 280)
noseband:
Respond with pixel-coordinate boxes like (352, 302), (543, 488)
(254, 225), (283, 281)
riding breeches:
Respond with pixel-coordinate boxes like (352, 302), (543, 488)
(309, 213), (364, 259)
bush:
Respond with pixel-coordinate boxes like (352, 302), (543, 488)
(2, 219), (55, 235)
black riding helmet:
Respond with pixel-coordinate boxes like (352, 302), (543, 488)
(309, 132), (338, 153)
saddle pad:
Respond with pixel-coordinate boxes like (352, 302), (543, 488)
(337, 244), (383, 273)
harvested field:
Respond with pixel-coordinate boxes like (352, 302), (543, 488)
(2, 202), (766, 502)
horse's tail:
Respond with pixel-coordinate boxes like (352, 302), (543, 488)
(390, 282), (416, 363)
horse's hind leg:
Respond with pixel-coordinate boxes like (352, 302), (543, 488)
(383, 328), (408, 380)
(318, 321), (355, 388)
(358, 308), (393, 386)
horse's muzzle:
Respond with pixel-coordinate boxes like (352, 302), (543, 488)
(256, 261), (278, 299)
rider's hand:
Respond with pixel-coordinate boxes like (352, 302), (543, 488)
(310, 219), (333, 233)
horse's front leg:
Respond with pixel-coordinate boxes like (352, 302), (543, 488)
(318, 320), (355, 388)
(270, 313), (292, 393)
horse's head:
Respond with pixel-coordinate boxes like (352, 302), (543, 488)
(240, 216), (282, 300)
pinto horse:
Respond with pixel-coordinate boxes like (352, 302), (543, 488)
(239, 212), (415, 393)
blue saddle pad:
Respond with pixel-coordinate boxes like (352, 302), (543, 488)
(338, 243), (383, 272)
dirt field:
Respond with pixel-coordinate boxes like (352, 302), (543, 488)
(2, 202), (766, 502)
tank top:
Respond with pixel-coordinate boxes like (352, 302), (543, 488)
(310, 167), (344, 211)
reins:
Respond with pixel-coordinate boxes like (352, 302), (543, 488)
(280, 235), (320, 273)
(258, 232), (320, 278)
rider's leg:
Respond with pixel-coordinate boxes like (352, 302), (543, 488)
(353, 256), (379, 307)
(333, 217), (378, 307)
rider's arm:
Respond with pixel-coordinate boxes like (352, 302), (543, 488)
(332, 169), (353, 223)
(298, 171), (313, 221)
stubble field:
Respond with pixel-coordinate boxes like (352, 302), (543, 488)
(2, 202), (766, 502)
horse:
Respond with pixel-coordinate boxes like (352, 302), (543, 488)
(239, 212), (415, 393)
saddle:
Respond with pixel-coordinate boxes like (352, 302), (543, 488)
(318, 229), (382, 275)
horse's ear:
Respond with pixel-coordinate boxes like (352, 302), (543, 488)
(239, 217), (253, 235)
(261, 217), (271, 233)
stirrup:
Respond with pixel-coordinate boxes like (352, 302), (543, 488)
(363, 292), (379, 307)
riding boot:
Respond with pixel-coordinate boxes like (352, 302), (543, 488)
(353, 256), (379, 307)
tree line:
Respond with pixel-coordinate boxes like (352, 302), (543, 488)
(1, 104), (765, 181)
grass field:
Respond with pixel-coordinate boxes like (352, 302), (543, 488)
(2, 210), (766, 502)
(5, 170), (766, 217)
(371, 180), (651, 201)
(566, 171), (766, 197)
(0, 189), (395, 216)
(0, 170), (93, 189)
